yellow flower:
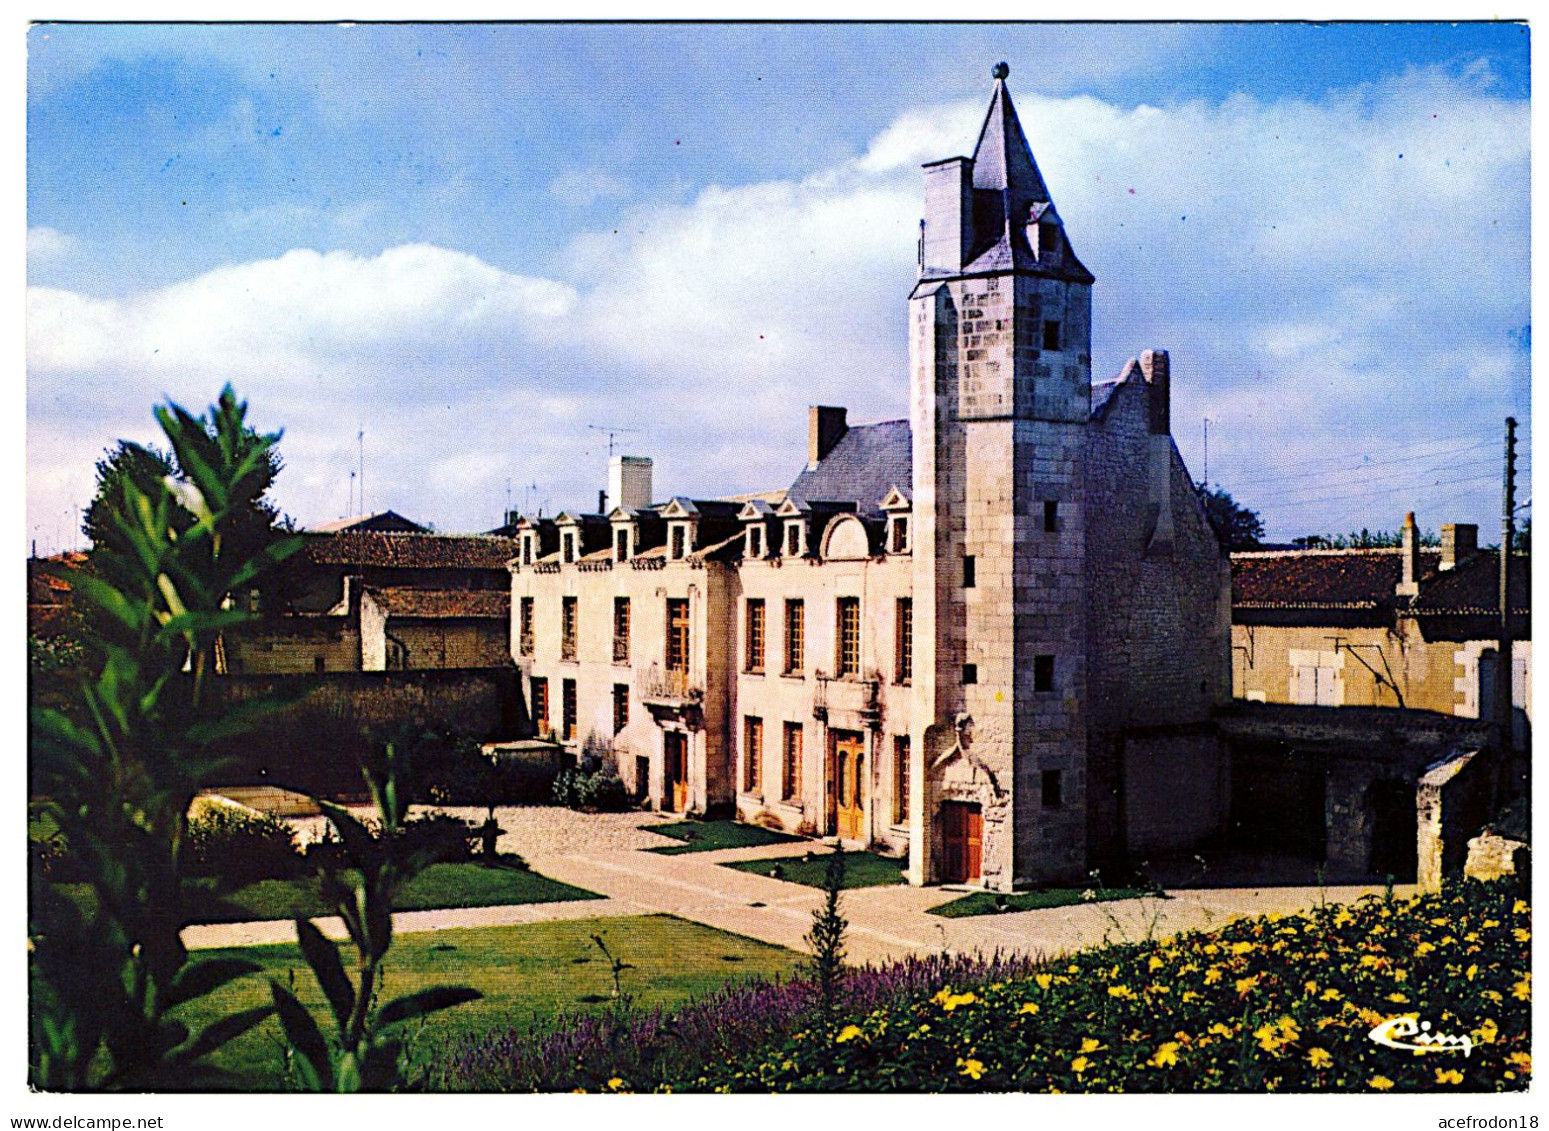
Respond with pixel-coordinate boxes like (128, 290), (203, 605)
(1369, 1075), (1394, 1091)
(1070, 1056), (1091, 1075)
(1230, 941), (1254, 955)
(933, 989), (978, 1012)
(1507, 1051), (1531, 1073)
(1359, 955), (1383, 968)
(1430, 917), (1449, 927)
(1304, 980), (1319, 994)
(1321, 988), (1342, 1001)
(1334, 910), (1355, 927)
(1482, 919), (1500, 929)
(1386, 993), (1409, 1004)
(1235, 975), (1260, 996)
(1513, 928), (1531, 943)
(1107, 985), (1135, 1000)
(1018, 1002), (1039, 1015)
(835, 1025), (864, 1043)
(607, 1077), (626, 1091)
(1035, 973), (1054, 990)
(958, 1058), (985, 1081)
(1513, 977), (1531, 1001)
(1080, 1038), (1102, 1053)
(1513, 899), (1528, 915)
(1202, 943), (1219, 956)
(1307, 1047), (1333, 1069)
(1435, 1068), (1464, 1086)
(1466, 964), (1479, 981)
(1148, 1042), (1180, 1069)
(1208, 1022), (1233, 1038)
(1204, 967), (1223, 985)
(1277, 1017), (1301, 1040)
(1415, 941), (1435, 957)
(1149, 955), (1165, 972)
(1477, 1018), (1499, 1044)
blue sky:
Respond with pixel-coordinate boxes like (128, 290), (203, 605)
(26, 22), (1530, 547)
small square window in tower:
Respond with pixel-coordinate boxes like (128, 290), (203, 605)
(962, 663), (978, 685)
(1034, 654), (1055, 692)
(1041, 769), (1062, 809)
(962, 555), (976, 588)
(1043, 500), (1059, 533)
(1042, 320), (1061, 351)
(836, 597), (861, 678)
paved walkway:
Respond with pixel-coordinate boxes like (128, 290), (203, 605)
(185, 805), (1412, 964)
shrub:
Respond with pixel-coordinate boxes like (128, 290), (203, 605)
(181, 802), (303, 886)
(553, 767), (631, 813)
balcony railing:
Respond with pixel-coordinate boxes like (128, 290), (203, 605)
(641, 664), (700, 702)
(813, 671), (883, 729)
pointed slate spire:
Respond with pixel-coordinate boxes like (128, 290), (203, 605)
(971, 63), (1051, 202)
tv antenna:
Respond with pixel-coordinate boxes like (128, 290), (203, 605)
(586, 423), (641, 459)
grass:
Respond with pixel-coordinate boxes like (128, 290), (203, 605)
(170, 914), (804, 1089)
(643, 818), (804, 854)
(47, 861), (599, 925)
(722, 851), (907, 889)
(926, 886), (1153, 918)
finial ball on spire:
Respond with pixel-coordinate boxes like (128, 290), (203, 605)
(992, 61), (1010, 80)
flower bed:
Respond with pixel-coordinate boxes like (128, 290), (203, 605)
(682, 880), (1529, 1093)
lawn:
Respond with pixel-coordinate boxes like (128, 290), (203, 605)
(643, 818), (804, 854)
(927, 886), (1153, 918)
(170, 914), (804, 1089)
(47, 861), (598, 925)
(723, 851), (907, 889)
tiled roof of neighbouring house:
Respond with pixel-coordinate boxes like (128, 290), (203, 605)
(304, 532), (519, 570)
(1405, 550), (1531, 617)
(1231, 548), (1442, 609)
(363, 587), (510, 620)
(787, 420), (913, 518)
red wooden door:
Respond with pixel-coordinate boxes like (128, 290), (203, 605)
(941, 802), (983, 883)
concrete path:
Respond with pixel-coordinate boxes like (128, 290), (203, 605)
(184, 805), (1413, 964)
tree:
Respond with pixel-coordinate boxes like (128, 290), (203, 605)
(806, 846), (849, 1021)
(1195, 483), (1265, 551)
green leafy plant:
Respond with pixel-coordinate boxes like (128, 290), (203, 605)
(28, 387), (304, 1089)
(269, 740), (482, 1092)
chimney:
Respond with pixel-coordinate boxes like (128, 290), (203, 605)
(1139, 349), (1171, 435)
(1397, 511), (1421, 597)
(1440, 523), (1477, 571)
(809, 406), (848, 470)
(608, 455), (653, 511)
(920, 156), (975, 274)
(597, 488), (607, 514)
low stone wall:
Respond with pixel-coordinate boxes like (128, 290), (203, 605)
(1465, 829), (1529, 882)
(210, 667), (525, 794)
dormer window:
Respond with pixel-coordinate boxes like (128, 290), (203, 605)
(615, 527), (630, 562)
(746, 525), (764, 559)
(562, 531), (576, 564)
(670, 525), (687, 560)
(888, 515), (910, 554)
(1039, 221), (1060, 263)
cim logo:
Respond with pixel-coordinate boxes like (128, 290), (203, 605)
(1368, 1015), (1475, 1057)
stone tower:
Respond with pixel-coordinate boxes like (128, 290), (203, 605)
(908, 64), (1095, 889)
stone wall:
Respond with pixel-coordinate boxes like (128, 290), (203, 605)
(1122, 728), (1229, 856)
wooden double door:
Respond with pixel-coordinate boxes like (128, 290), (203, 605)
(830, 730), (867, 841)
(940, 801), (983, 884)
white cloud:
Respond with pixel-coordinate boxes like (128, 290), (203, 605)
(27, 226), (79, 268)
(548, 168), (631, 208)
(26, 66), (1527, 543)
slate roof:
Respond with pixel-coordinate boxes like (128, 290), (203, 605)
(787, 420), (912, 518)
(304, 532), (519, 571)
(1231, 549), (1442, 610)
(365, 587), (510, 620)
(309, 510), (428, 534)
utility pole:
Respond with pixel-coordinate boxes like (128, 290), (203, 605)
(1203, 417), (1211, 487)
(1495, 417), (1517, 761)
(358, 428), (365, 516)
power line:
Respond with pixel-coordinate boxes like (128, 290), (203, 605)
(1263, 472), (1502, 510)
(1221, 439), (1497, 491)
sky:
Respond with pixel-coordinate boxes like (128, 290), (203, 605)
(25, 21), (1531, 548)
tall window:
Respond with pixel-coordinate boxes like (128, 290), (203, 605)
(615, 528), (630, 561)
(836, 597), (861, 678)
(561, 597), (578, 661)
(743, 716), (764, 794)
(1041, 768), (1062, 808)
(785, 523), (801, 557)
(1044, 500), (1059, 533)
(613, 597), (631, 664)
(670, 525), (686, 560)
(963, 555), (976, 588)
(745, 599), (766, 673)
(531, 677), (550, 735)
(893, 735), (911, 825)
(613, 683), (630, 733)
(747, 525), (764, 558)
(889, 515), (910, 554)
(666, 598), (691, 672)
(519, 597), (534, 656)
(562, 679), (577, 741)
(1043, 319), (1061, 350)
(784, 599), (805, 675)
(782, 722), (803, 800)
(562, 531), (576, 563)
(895, 597), (913, 685)
(521, 535), (533, 566)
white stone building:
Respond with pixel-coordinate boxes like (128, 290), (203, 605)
(510, 67), (1231, 889)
